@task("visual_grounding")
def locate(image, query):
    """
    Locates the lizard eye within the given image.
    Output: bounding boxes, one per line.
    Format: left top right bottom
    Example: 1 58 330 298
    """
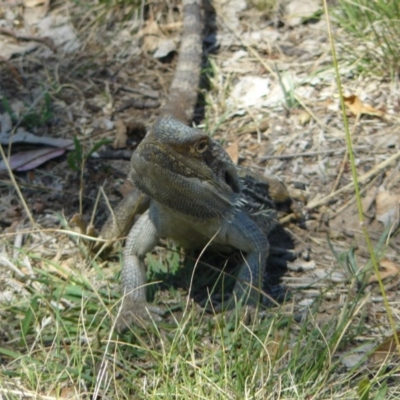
195 138 209 153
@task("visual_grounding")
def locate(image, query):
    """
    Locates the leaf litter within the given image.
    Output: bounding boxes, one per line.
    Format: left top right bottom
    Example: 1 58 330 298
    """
0 0 400 392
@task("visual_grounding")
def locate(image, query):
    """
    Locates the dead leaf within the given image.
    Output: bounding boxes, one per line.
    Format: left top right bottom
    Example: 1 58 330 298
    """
112 120 128 149
50 385 78 399
298 110 312 125
141 19 176 58
0 38 38 60
229 76 271 109
32 201 46 214
24 0 50 25
141 20 165 54
341 342 375 369
343 94 385 118
368 258 400 283
24 0 47 7
225 140 239 164
285 0 322 27
36 15 79 53
0 123 73 171
375 190 400 228
369 330 400 364
153 39 177 58
70 214 87 234
0 115 73 148
361 192 376 215
0 148 66 172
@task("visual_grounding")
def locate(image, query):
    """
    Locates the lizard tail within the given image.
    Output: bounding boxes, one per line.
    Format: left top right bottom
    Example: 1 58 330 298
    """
161 0 203 125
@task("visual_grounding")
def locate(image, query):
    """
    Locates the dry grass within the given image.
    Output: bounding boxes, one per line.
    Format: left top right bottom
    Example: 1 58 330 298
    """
0 0 399 398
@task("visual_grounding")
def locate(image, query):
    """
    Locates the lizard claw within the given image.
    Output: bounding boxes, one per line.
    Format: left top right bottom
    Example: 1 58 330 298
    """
115 301 165 332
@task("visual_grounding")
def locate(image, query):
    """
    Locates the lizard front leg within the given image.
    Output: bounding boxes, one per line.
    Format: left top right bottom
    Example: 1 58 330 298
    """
116 210 163 331
220 211 269 308
97 188 150 250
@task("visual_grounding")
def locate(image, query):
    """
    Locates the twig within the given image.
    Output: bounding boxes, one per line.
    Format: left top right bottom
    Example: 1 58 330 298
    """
330 114 360 193
330 149 348 193
0 28 57 52
306 149 400 211
0 228 112 242
330 175 380 219
116 98 160 112
91 78 160 99
258 145 368 161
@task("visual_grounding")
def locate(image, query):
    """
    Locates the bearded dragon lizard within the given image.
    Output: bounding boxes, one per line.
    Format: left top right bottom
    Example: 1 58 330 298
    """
97 0 292 331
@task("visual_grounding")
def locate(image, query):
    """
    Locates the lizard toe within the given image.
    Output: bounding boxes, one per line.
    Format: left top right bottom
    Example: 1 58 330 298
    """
115 301 165 332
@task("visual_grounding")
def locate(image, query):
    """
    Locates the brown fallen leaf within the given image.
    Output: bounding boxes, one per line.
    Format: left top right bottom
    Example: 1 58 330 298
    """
225 140 239 164
24 0 47 7
368 258 400 283
112 119 128 149
70 213 88 234
375 190 400 228
153 39 177 58
49 385 77 400
343 94 385 118
141 20 165 54
369 330 400 364
298 110 312 125
32 201 46 214
0 148 66 172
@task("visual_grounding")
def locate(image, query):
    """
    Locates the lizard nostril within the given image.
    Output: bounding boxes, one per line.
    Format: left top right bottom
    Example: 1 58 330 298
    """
224 169 240 193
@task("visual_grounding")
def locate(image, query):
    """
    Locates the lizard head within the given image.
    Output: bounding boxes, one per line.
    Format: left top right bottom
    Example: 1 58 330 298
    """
130 116 242 219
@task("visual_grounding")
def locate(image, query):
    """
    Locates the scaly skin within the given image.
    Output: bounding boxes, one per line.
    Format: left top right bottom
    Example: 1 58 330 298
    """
162 0 203 123
116 116 272 331
96 1 292 330
98 0 202 243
